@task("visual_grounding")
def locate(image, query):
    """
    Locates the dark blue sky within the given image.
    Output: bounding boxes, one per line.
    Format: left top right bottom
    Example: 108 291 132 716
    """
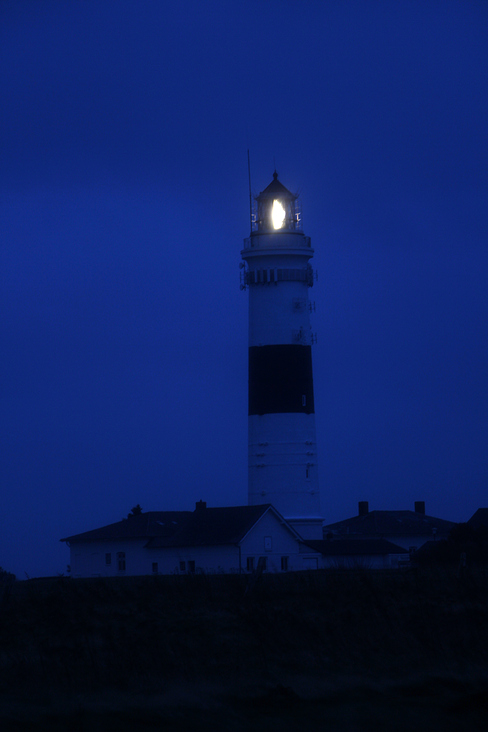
1 0 487 578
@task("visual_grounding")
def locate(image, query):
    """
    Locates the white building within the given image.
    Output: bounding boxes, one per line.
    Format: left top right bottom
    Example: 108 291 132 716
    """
61 502 322 577
241 172 322 539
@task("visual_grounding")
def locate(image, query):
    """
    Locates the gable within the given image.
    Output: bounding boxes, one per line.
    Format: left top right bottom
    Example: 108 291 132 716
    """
239 507 307 555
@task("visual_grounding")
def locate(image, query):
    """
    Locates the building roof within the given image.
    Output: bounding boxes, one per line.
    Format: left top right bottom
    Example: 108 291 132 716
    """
61 504 292 549
257 171 296 201
467 508 488 530
323 510 456 540
147 504 279 548
60 511 192 544
304 538 409 557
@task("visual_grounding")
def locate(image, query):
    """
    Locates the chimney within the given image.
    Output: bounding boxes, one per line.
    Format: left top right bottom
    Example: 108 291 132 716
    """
358 501 369 516
414 501 425 515
195 500 207 511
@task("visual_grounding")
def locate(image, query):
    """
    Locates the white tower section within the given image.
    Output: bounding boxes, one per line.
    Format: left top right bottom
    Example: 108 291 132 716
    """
241 172 322 540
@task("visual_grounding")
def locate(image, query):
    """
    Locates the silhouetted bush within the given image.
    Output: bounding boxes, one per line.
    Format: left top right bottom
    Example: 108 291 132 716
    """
3 570 488 729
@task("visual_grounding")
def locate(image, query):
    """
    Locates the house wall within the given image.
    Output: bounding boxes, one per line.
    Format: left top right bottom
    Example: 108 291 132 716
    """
321 553 410 570
150 545 240 575
70 541 242 577
69 539 150 578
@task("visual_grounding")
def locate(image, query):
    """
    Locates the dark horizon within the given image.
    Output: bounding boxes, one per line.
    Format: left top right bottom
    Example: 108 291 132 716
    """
1 0 487 579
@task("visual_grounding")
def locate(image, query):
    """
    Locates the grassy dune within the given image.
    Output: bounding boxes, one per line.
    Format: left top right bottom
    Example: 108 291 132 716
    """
1 568 488 730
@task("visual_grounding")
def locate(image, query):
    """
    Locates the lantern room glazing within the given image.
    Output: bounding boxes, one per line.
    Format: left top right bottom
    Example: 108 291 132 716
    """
251 171 303 234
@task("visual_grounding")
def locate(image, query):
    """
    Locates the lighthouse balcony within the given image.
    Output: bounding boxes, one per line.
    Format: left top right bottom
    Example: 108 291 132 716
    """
244 265 314 287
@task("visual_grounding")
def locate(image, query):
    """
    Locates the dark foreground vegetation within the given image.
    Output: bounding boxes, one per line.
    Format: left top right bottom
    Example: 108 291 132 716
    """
2 567 488 730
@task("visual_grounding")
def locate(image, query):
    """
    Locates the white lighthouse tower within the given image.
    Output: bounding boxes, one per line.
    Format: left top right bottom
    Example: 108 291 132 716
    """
241 172 322 540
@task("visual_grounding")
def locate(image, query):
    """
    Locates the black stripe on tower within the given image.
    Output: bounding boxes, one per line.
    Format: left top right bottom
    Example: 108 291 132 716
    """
249 345 315 415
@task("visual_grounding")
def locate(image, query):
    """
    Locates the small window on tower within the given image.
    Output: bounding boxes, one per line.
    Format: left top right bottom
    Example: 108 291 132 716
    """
306 467 310 479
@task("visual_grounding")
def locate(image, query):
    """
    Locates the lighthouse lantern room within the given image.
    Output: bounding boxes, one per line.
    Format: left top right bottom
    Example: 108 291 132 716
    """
241 172 322 540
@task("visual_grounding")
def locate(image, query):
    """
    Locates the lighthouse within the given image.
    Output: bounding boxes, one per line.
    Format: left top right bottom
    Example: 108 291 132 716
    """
241 172 322 540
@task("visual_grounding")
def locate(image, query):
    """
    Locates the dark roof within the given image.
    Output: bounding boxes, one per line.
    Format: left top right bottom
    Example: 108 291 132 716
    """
323 510 456 539
467 508 488 529
147 504 276 548
61 505 286 548
256 171 296 201
412 540 441 558
304 539 409 557
60 511 192 543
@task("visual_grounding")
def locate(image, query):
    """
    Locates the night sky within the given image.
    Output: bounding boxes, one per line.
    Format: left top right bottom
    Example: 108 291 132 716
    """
1 1 487 578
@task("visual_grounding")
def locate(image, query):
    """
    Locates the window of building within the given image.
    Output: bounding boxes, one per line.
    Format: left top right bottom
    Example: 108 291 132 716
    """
246 557 254 572
302 395 307 406
281 556 289 572
179 561 186 572
257 556 267 571
152 562 158 574
117 552 126 571
105 553 111 565
264 536 272 552
188 560 196 574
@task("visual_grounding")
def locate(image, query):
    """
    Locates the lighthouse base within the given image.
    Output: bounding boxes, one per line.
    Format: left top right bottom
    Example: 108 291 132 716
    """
287 517 324 540
248 413 322 535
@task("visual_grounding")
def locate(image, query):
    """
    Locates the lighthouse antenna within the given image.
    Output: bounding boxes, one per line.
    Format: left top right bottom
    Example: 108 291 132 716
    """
247 149 253 234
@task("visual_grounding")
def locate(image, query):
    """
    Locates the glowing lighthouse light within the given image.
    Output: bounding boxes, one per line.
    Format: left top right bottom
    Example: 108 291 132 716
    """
272 199 286 229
